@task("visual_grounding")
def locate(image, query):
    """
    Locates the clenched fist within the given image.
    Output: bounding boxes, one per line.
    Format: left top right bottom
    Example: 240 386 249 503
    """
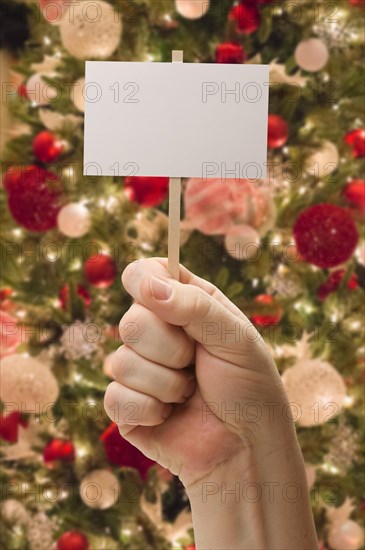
104 258 318 549
104 257 293 489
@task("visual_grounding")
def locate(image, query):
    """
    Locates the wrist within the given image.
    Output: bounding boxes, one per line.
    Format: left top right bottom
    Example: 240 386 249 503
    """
184 424 318 550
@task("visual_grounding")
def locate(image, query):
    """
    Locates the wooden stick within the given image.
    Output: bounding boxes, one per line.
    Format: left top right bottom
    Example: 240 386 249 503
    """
168 50 183 280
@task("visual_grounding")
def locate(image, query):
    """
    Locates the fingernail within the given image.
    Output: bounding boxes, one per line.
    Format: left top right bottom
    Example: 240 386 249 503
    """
183 378 196 399
150 276 173 301
162 403 173 419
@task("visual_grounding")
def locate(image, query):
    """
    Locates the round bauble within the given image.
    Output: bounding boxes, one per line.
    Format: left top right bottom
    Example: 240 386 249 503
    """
224 224 260 261
343 179 365 213
57 203 91 238
72 78 85 112
328 520 364 550
215 42 246 64
267 114 289 149
0 354 59 412
100 422 155 478
306 141 339 178
175 0 210 19
294 203 359 268
33 131 64 163
0 311 21 357
305 464 316 488
295 38 329 72
84 254 117 288
26 73 57 106
229 2 260 34
282 359 346 426
56 530 89 550
1 499 29 524
5 165 63 232
184 179 275 236
60 0 122 59
124 176 169 207
251 294 283 327
344 128 365 158
80 469 120 509
43 439 75 464
39 0 70 24
59 284 91 310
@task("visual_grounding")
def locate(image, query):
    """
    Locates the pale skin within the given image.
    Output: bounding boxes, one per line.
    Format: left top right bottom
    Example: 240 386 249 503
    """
104 258 319 550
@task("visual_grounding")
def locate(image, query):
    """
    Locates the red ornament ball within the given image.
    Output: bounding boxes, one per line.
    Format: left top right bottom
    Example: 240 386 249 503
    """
251 295 283 327
317 269 359 301
294 204 359 268
18 83 28 99
59 284 91 310
4 165 62 232
0 412 28 443
215 42 246 64
124 176 169 207
343 179 365 213
56 531 89 550
229 2 261 34
100 422 155 479
33 131 64 163
185 545 196 550
344 128 365 158
348 0 365 6
84 254 117 288
43 439 75 464
267 114 289 149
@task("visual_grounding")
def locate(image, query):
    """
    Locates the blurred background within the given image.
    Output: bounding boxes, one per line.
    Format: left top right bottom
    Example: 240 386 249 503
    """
0 1 364 549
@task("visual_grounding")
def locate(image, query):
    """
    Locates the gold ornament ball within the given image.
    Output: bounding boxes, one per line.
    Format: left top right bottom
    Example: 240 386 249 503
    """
306 140 339 178
282 359 346 427
0 354 59 412
224 225 261 261
175 0 210 19
72 77 85 112
80 469 120 509
60 0 122 59
26 73 58 106
295 38 329 72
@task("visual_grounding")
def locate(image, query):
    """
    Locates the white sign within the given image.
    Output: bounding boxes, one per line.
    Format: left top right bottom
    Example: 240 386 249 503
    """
83 61 269 179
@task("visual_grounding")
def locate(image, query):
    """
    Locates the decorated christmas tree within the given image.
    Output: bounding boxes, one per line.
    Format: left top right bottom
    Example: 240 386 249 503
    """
1 1 364 549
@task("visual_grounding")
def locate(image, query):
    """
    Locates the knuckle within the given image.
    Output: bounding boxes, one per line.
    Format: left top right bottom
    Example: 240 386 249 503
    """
119 303 145 341
190 287 214 322
113 348 135 383
168 342 192 368
140 393 160 420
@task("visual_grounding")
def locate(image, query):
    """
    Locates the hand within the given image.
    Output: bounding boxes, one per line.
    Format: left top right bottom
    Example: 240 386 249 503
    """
104 258 318 549
104 257 293 489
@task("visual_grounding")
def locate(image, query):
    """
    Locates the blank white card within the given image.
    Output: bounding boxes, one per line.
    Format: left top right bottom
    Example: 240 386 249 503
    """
83 61 269 179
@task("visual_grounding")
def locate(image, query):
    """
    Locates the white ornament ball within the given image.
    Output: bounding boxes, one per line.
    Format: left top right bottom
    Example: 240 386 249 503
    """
305 464 316 488
224 225 261 261
295 38 329 72
26 73 58 106
306 140 339 178
281 359 346 427
0 354 59 412
103 351 116 378
57 203 91 238
72 78 85 112
80 469 120 509
328 520 364 550
1 499 29 524
175 0 210 19
60 0 122 59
